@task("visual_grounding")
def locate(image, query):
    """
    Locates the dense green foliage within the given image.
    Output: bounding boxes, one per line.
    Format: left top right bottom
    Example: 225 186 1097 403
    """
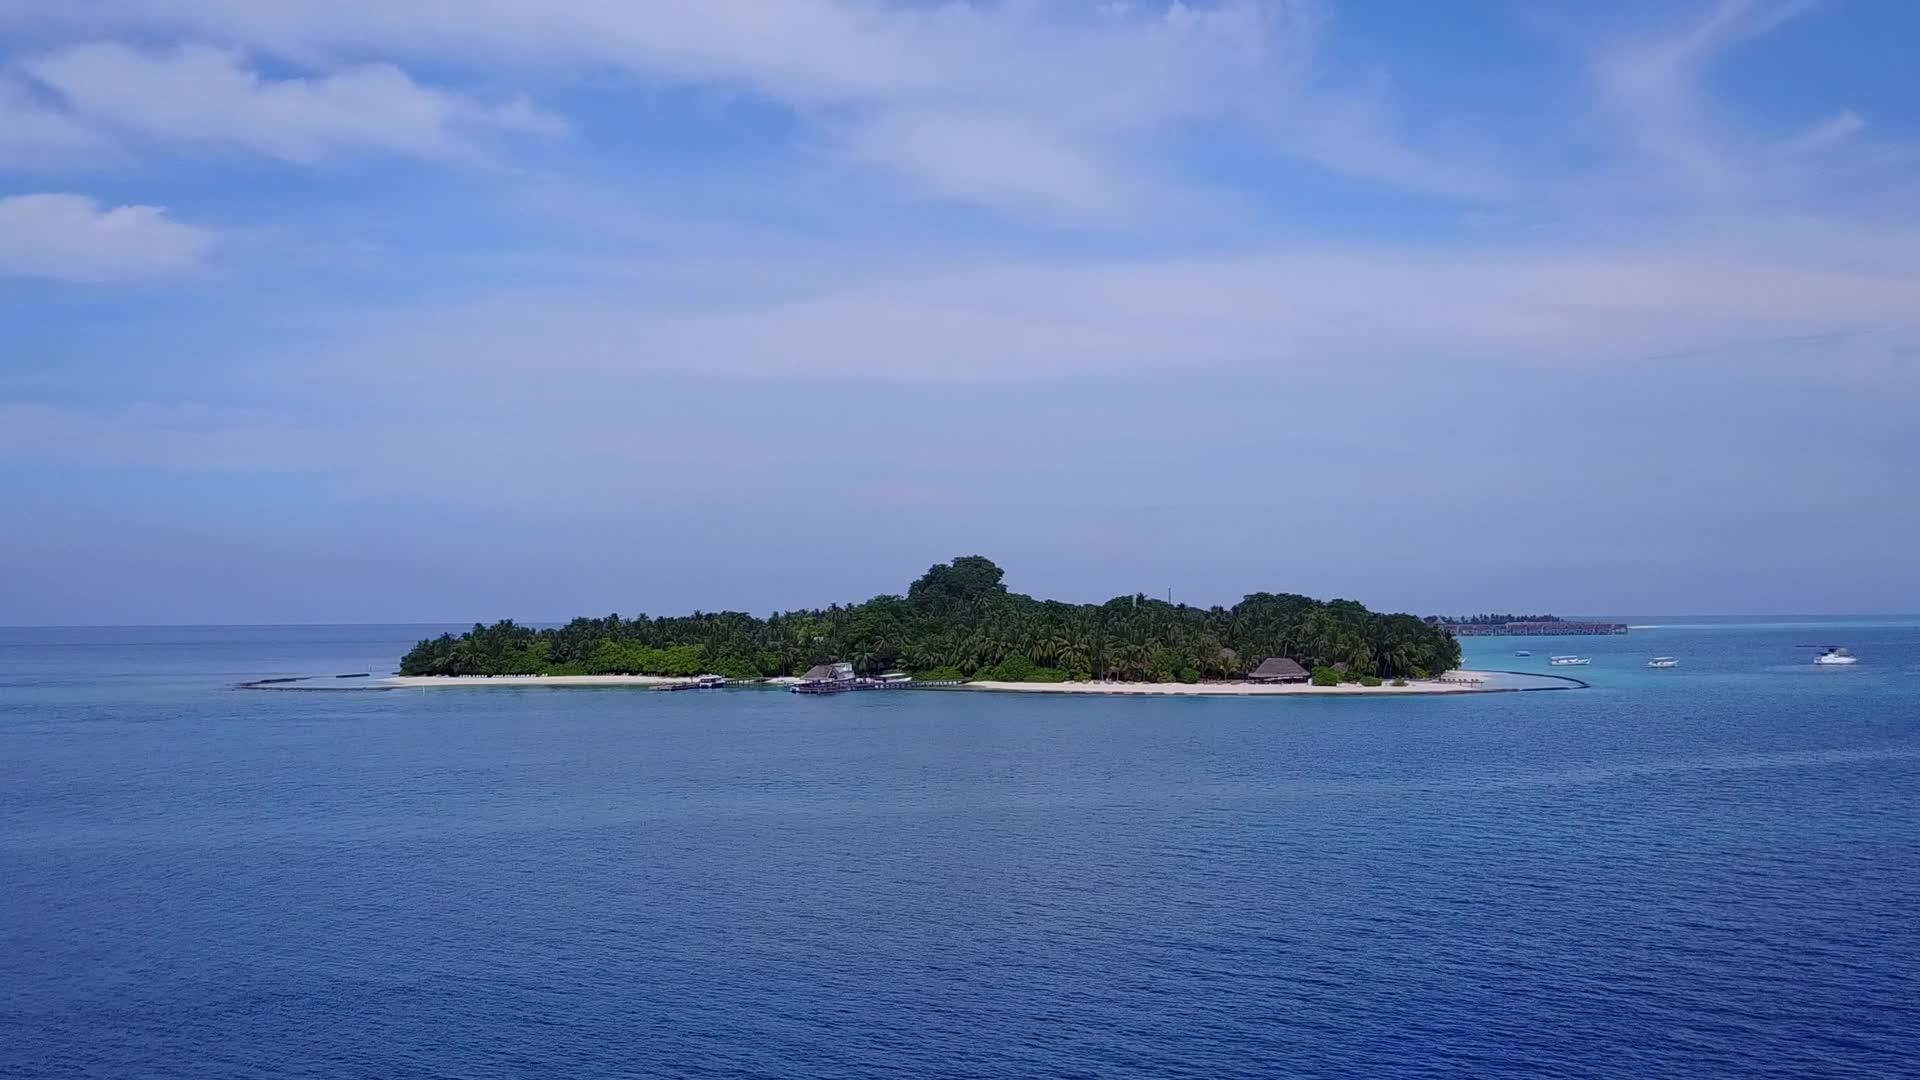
971 655 1072 683
398 556 1461 681
1310 666 1341 687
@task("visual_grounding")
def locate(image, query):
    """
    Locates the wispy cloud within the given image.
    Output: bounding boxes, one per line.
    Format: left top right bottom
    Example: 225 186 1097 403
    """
319 235 1918 388
1774 110 1865 158
4 41 563 168
837 105 1165 224
0 77 116 169
0 8 1914 469
0 0 1499 217
0 192 211 280
1586 0 1882 201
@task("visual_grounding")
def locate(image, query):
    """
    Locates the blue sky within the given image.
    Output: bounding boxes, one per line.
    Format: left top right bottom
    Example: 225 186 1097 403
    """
2 0 1917 623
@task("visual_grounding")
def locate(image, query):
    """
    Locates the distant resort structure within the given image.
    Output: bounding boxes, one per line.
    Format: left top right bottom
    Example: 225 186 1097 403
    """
790 663 913 694
1427 614 1629 637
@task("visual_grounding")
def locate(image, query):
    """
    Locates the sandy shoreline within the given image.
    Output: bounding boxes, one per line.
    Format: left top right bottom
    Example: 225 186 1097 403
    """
963 673 1496 696
381 671 1516 694
384 674 693 688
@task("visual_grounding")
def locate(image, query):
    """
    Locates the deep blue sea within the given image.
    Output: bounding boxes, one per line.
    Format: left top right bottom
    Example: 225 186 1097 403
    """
4 621 1918 1079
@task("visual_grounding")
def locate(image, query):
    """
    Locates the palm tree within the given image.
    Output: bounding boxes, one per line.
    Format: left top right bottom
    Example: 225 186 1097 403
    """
1058 636 1090 676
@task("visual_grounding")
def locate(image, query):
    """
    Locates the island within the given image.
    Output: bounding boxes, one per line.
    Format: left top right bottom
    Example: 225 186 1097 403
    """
1426 613 1629 637
392 557 1508 694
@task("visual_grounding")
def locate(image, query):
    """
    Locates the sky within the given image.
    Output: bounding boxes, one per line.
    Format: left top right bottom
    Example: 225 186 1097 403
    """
2 0 1917 624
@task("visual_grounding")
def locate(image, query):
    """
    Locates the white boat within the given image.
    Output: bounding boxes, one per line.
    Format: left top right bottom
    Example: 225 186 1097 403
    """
1813 647 1858 666
656 673 730 692
1647 657 1678 669
1549 655 1590 666
1514 650 1532 657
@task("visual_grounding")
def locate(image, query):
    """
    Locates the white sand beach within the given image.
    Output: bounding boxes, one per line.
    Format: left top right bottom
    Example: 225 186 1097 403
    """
383 674 692 688
377 671 1547 695
963 672 1497 696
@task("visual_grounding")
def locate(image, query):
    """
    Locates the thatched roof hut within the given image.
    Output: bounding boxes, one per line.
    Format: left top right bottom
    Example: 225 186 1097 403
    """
1249 657 1309 683
799 662 855 683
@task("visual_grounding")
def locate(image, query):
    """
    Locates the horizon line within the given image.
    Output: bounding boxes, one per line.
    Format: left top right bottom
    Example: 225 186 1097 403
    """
7 613 1920 631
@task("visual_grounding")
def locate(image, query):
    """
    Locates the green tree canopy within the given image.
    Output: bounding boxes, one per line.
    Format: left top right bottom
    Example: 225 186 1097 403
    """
398 557 1461 681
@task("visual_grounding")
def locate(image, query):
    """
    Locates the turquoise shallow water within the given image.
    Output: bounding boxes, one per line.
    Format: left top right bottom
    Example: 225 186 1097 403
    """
1463 616 1920 694
3 621 1918 1078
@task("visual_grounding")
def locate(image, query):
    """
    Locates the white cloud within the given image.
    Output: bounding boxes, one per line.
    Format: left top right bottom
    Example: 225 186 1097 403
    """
310 220 1919 389
1776 111 1865 157
839 106 1164 224
11 227 1913 514
0 1 1490 216
1585 0 1879 201
8 41 563 166
0 1 1909 342
0 78 116 169
0 192 211 280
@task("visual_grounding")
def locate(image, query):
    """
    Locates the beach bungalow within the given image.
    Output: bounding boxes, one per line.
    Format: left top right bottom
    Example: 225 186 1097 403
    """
1248 657 1309 684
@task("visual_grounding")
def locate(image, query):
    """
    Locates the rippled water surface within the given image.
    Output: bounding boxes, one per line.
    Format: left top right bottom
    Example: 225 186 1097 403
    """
4 622 1918 1078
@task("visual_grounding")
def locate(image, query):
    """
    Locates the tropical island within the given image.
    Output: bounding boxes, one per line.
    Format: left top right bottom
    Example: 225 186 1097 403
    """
396 556 1472 692
1426 613 1628 637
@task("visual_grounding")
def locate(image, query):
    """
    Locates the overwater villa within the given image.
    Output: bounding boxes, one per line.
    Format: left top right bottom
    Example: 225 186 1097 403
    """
792 662 858 694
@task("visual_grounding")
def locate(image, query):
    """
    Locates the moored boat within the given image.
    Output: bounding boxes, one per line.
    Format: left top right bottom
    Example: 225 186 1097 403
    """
1549 655 1591 666
656 673 731 691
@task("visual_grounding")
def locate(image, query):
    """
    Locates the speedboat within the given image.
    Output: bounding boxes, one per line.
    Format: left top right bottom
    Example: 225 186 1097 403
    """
1813 647 1858 666
1514 650 1532 657
656 673 730 692
1549 655 1590 666
1647 657 1678 669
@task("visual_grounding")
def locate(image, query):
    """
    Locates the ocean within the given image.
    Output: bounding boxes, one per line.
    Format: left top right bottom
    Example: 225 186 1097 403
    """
3 621 1917 1078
